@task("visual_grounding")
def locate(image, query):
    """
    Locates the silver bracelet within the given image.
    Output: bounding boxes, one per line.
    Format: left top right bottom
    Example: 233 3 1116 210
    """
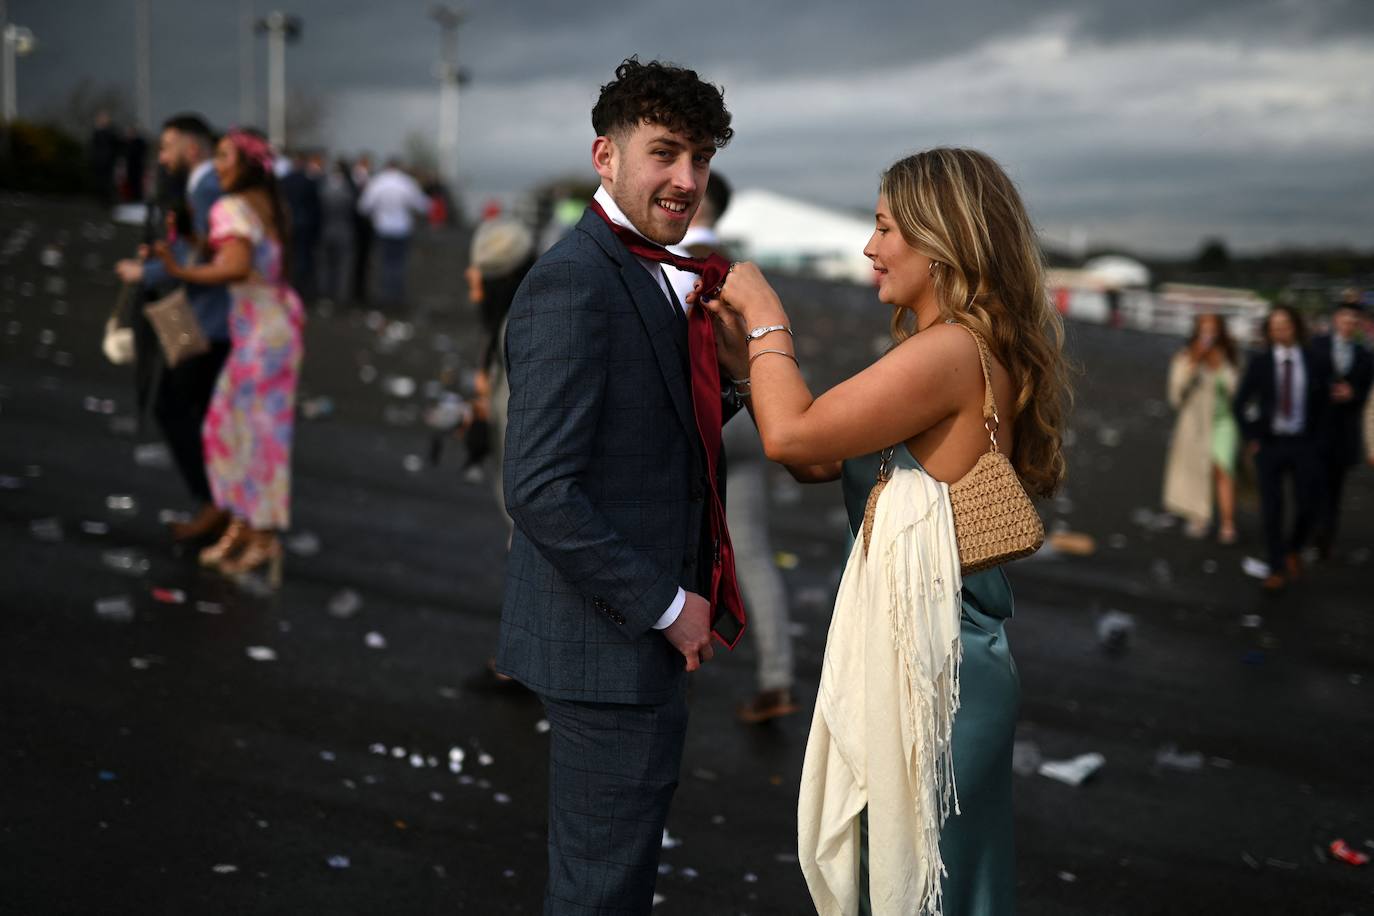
749 348 798 368
745 324 792 343
730 376 752 397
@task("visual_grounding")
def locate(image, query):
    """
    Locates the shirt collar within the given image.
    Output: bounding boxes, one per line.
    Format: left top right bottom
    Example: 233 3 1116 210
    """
593 186 683 302
188 160 214 194
1273 344 1301 360
594 185 654 242
677 225 718 249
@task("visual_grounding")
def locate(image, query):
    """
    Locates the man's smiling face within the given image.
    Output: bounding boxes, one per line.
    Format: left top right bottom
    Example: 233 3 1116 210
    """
594 120 716 246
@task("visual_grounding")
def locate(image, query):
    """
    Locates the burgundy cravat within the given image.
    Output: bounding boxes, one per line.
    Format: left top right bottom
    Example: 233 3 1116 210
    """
588 200 745 648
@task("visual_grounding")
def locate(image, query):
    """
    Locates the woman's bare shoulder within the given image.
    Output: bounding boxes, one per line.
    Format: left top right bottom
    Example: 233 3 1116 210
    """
889 321 984 374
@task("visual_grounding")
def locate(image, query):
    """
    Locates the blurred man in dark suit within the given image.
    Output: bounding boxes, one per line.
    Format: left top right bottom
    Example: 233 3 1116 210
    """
1310 294 1372 558
113 113 232 543
1234 306 1331 591
280 150 322 306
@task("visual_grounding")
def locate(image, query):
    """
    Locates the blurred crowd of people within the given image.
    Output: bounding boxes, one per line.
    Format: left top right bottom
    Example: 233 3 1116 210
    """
103 110 459 592
88 111 148 206
1163 293 1373 590
95 109 458 312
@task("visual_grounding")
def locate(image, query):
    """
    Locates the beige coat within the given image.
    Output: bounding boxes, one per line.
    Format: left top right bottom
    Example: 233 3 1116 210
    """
1162 351 1238 523
1365 393 1374 464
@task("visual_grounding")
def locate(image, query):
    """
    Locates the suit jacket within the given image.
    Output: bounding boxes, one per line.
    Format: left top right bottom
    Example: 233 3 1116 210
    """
1233 344 1331 443
141 168 232 342
1310 333 1373 466
497 210 733 704
281 168 322 248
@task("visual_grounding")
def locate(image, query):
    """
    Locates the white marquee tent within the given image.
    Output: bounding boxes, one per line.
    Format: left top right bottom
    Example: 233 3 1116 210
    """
716 189 876 285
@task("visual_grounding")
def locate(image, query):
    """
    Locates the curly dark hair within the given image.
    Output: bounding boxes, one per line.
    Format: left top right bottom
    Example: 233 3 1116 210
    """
592 57 733 148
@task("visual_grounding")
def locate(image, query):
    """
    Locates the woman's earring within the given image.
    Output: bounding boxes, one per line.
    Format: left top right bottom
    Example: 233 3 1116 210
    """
928 261 940 278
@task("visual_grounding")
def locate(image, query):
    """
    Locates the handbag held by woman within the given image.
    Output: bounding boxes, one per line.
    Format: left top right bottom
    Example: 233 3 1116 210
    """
143 286 209 368
863 323 1044 574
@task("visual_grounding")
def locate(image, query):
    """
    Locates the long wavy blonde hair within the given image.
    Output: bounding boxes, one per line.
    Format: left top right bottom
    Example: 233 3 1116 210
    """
880 147 1070 497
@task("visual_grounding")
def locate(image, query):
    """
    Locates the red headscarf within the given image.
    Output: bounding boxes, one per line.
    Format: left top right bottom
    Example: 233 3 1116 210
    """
225 128 276 174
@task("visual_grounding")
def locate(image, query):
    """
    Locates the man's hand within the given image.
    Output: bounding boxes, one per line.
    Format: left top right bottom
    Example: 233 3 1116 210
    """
663 590 714 672
115 258 144 284
1332 381 1353 403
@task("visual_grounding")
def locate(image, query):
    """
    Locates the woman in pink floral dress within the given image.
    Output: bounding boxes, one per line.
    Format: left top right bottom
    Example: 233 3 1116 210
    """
155 128 304 585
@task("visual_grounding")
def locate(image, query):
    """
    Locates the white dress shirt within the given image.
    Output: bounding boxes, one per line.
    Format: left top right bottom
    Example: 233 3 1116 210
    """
1271 344 1308 435
357 168 430 238
591 185 686 631
667 225 719 306
187 160 214 198
1333 335 1354 378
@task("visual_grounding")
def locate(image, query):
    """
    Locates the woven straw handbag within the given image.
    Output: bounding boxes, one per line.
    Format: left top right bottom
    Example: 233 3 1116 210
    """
862 323 1044 574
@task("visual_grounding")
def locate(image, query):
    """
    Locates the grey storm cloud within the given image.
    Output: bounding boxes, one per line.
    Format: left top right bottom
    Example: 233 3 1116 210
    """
8 0 1374 253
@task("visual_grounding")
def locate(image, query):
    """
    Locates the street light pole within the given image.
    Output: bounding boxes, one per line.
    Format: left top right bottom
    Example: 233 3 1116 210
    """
239 0 256 124
429 5 464 191
134 0 151 130
0 0 7 123
2 20 35 124
255 11 301 149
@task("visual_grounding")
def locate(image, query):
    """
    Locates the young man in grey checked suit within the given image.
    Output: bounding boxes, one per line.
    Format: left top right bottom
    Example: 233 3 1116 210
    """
496 58 743 913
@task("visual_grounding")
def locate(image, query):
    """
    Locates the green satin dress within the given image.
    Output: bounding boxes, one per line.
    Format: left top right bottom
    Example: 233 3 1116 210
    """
843 447 1019 915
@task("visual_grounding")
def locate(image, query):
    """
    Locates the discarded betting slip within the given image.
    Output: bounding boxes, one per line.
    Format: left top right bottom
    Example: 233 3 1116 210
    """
1038 752 1105 787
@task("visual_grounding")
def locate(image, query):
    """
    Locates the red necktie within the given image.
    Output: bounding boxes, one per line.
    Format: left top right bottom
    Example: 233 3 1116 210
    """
588 199 745 649
1278 355 1292 423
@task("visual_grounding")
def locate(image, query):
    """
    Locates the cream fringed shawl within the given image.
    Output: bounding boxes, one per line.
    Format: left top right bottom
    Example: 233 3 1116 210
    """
799 468 964 916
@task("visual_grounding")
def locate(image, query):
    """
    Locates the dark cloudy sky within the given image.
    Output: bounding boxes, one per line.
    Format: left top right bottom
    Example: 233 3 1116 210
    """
9 0 1373 253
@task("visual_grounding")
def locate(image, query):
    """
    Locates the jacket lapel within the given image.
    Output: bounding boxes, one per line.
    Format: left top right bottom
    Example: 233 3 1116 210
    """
576 211 698 442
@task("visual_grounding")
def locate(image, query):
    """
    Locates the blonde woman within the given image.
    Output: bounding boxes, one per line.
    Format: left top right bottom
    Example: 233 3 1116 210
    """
1366 388 1374 466
699 148 1068 915
1162 314 1241 543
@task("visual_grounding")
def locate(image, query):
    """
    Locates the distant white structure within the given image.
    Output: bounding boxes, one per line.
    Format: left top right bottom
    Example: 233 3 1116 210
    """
1047 253 1152 325
1082 255 1151 289
1152 283 1269 344
717 189 875 285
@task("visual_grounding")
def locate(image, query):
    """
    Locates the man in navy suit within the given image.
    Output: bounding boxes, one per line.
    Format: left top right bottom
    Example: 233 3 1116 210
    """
1310 296 1373 557
1233 306 1331 590
497 59 742 913
114 113 232 542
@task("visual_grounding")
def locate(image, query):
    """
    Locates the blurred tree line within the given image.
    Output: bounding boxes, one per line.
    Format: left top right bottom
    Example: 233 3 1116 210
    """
0 79 135 194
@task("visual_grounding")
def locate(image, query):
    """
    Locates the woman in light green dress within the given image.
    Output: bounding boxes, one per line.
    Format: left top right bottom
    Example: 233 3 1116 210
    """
698 148 1070 914
1162 314 1241 543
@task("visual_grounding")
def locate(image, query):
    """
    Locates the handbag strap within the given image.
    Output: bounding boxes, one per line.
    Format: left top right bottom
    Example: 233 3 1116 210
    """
950 321 1001 454
873 321 1003 491
109 283 135 324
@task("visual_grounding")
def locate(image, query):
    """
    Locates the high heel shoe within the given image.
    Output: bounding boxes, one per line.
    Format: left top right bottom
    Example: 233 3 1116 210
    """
218 530 284 588
199 518 249 568
171 504 231 543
